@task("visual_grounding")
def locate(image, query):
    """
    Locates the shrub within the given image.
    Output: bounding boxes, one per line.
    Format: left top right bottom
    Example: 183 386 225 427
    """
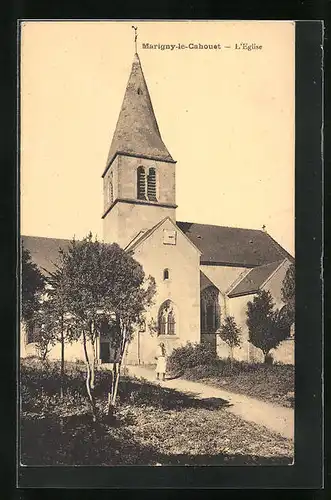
167 342 217 374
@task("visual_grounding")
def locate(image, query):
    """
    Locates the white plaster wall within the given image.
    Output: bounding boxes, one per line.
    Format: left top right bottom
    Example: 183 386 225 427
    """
225 268 295 365
271 339 294 364
262 259 292 307
201 265 251 295
20 324 96 363
124 218 201 364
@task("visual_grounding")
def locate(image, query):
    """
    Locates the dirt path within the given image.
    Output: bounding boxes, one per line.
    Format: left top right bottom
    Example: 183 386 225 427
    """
125 365 294 440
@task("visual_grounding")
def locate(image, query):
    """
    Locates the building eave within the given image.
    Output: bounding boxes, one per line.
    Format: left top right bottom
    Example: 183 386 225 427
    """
228 289 259 299
200 260 259 268
102 198 178 220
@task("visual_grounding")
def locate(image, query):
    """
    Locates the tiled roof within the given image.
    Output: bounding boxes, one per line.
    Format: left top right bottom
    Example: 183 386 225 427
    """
22 223 293 279
104 53 174 174
176 221 293 267
228 260 284 297
21 235 71 276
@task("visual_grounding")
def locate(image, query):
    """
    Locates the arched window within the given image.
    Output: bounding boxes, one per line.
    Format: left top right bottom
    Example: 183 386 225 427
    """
158 300 176 336
147 167 157 201
163 268 169 280
137 166 146 199
168 309 176 335
200 286 220 333
108 173 113 204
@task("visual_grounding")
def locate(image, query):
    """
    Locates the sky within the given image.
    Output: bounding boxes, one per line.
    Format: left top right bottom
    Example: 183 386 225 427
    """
20 21 295 255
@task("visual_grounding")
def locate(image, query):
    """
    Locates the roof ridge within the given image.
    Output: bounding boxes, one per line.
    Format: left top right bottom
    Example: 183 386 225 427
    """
228 259 286 298
177 220 267 232
260 259 287 289
263 232 294 261
22 235 72 242
226 267 253 295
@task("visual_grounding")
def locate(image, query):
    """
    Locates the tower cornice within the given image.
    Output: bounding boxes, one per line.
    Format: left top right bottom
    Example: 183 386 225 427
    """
102 197 178 219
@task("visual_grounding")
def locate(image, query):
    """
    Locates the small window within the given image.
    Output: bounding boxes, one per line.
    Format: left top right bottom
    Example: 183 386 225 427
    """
137 87 142 95
163 268 169 280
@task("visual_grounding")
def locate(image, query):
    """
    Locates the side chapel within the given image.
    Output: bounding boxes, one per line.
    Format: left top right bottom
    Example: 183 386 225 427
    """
21 50 294 365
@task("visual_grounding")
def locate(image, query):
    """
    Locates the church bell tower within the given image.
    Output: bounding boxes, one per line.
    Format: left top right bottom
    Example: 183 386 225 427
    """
102 50 177 248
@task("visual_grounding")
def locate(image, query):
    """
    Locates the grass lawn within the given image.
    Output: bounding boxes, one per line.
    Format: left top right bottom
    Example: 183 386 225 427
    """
20 358 293 466
180 362 294 408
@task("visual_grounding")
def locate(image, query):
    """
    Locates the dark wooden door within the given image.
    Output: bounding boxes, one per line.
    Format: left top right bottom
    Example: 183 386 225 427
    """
100 342 110 363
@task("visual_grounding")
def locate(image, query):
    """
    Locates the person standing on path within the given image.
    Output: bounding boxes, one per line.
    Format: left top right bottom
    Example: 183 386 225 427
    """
155 342 166 381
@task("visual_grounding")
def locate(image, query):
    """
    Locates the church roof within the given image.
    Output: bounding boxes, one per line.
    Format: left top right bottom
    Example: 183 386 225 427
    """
22 235 71 276
176 221 294 267
22 223 293 277
227 259 285 297
104 53 174 175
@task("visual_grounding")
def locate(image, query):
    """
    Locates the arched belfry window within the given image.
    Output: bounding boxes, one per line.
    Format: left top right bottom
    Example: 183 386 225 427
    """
137 166 157 201
137 166 146 199
163 268 169 280
158 300 176 336
147 167 157 201
108 172 113 204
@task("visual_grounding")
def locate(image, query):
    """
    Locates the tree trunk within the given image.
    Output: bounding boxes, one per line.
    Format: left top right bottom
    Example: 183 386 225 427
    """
106 368 114 416
90 342 95 390
82 330 97 422
90 323 96 390
264 351 273 364
111 363 120 406
60 315 65 398
111 339 127 406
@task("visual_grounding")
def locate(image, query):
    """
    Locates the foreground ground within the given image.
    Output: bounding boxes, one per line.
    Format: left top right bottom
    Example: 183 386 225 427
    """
142 360 294 408
182 363 294 408
20 358 294 466
126 365 294 440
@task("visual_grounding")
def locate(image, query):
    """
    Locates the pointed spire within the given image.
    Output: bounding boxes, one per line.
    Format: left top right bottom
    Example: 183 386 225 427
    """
132 25 138 54
105 52 174 171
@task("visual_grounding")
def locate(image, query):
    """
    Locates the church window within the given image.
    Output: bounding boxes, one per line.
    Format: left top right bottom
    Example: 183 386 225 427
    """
200 286 220 334
147 167 157 201
158 300 176 336
108 173 113 204
206 304 215 331
137 166 146 199
137 87 142 95
163 268 169 280
168 309 175 335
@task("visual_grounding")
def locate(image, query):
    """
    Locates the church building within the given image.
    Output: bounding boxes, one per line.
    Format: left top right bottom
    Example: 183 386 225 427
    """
21 51 294 365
